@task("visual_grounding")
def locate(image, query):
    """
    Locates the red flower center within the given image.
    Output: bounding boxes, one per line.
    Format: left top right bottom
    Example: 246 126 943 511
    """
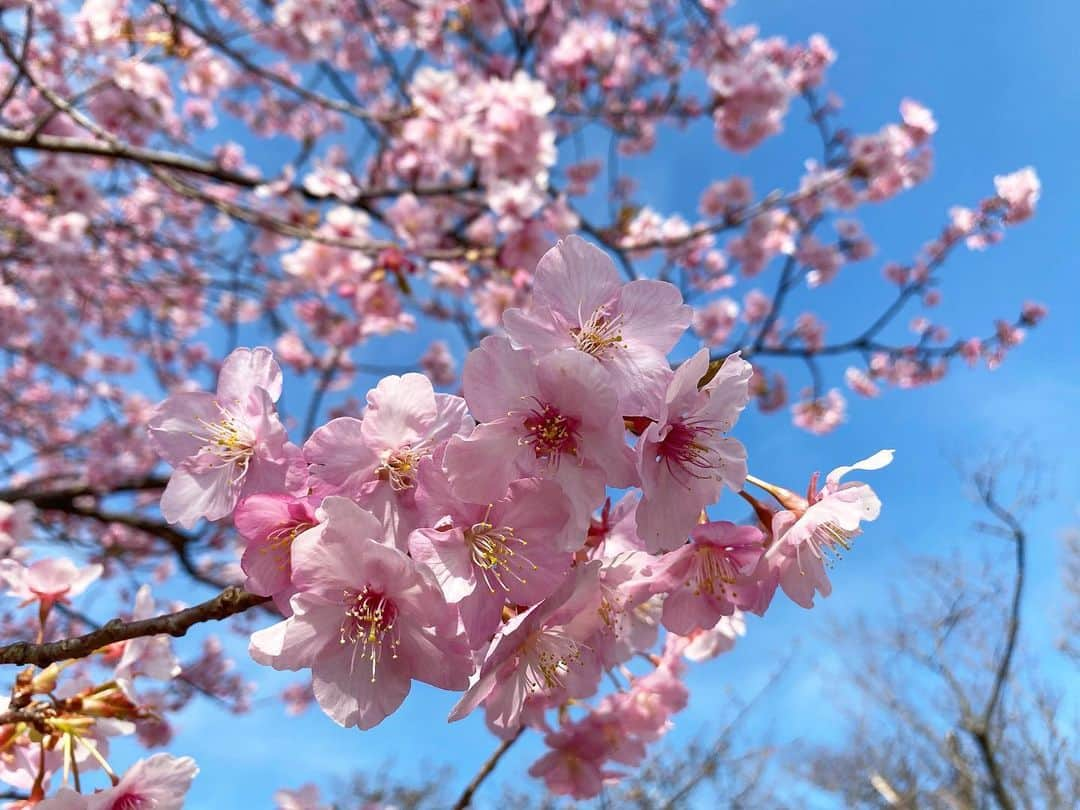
519 399 580 466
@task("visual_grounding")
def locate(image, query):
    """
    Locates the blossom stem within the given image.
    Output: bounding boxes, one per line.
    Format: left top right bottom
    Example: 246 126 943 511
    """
743 473 783 499
744 474 807 511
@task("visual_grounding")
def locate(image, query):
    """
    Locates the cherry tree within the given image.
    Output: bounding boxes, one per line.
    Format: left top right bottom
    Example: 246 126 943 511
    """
0 0 1045 806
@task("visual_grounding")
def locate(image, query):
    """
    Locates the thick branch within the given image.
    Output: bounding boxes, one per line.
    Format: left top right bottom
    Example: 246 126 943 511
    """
0 475 168 506
0 587 269 668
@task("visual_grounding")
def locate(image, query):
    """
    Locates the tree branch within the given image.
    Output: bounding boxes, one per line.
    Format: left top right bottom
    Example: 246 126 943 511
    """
0 587 269 668
960 473 1026 810
451 726 525 810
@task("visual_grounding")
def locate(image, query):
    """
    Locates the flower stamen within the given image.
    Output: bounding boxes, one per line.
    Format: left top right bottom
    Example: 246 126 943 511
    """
191 403 256 483
340 587 400 683
465 506 536 594
516 398 580 468
522 628 585 692
376 446 423 491
571 305 625 360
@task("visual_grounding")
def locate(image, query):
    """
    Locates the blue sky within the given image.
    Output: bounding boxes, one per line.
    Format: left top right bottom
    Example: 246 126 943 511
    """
99 1 1080 806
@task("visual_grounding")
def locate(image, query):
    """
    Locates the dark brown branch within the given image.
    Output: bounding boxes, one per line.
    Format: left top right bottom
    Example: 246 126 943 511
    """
960 473 1026 810
975 479 1026 731
0 128 477 204
451 726 524 810
0 475 230 590
0 587 269 668
0 475 168 506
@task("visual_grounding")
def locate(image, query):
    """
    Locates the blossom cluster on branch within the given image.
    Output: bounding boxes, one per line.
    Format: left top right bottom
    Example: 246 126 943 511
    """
159 240 894 750
0 0 1046 805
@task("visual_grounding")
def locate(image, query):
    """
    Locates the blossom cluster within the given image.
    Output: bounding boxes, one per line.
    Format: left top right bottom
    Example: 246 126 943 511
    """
140 238 892 797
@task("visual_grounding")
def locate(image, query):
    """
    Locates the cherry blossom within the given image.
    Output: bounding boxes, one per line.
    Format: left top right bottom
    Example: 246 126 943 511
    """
449 564 604 739
251 497 471 729
234 493 319 613
762 450 894 608
655 522 766 634
409 463 573 646
502 236 691 415
275 783 330 810
791 388 848 435
147 347 294 529
0 500 35 558
994 167 1041 224
444 338 637 530
681 611 748 662
303 373 473 548
114 585 182 695
528 715 633 798
0 557 103 610
636 349 753 552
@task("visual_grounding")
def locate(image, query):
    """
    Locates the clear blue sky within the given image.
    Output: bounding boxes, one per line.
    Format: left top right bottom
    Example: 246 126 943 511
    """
106 2 1079 806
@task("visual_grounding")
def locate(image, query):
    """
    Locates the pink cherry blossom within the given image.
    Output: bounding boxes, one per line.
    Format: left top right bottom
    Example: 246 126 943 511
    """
528 717 630 798
681 611 747 662
85 754 197 810
420 340 457 386
37 754 199 810
700 177 753 217
587 550 667 668
448 563 604 739
994 167 1040 223
275 783 330 810
148 347 295 529
655 521 765 634
35 789 88 810
502 235 691 415
791 387 847 434
303 373 473 548
844 367 881 398
234 493 318 613
764 450 893 608
743 289 774 322
899 98 937 143
409 462 573 646
607 651 689 743
1020 300 1048 326
587 492 646 556
0 557 103 609
251 497 471 729
636 349 752 552
692 298 740 347
0 696 40 792
0 500 35 557
114 585 181 695
444 337 637 531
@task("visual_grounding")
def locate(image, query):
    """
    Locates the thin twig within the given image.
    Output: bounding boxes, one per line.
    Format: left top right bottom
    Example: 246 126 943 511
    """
960 473 1025 810
451 726 525 810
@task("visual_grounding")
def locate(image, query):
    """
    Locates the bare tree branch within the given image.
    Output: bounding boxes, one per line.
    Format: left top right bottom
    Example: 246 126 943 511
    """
452 726 525 810
0 586 269 668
